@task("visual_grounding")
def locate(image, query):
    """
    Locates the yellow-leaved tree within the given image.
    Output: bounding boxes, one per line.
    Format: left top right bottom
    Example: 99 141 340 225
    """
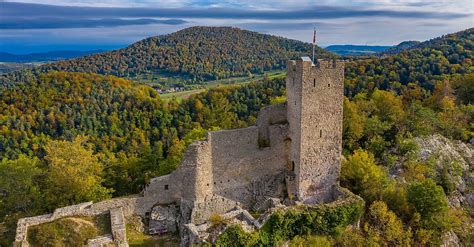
44 136 112 209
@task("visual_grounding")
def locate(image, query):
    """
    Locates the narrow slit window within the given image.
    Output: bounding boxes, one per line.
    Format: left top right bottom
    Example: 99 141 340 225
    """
328 83 330 88
313 78 316 87
320 130 322 138
291 161 295 171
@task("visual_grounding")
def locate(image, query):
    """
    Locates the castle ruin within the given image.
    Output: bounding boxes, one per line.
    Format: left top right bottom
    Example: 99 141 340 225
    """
14 58 346 246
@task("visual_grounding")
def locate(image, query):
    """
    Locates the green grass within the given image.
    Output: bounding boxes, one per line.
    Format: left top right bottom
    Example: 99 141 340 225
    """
126 223 180 247
27 215 111 247
160 70 285 100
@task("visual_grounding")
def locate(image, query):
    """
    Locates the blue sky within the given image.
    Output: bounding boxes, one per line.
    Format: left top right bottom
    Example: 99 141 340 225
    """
0 0 472 54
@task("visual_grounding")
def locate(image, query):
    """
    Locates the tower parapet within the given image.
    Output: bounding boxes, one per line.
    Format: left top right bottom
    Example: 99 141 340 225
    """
286 57 344 203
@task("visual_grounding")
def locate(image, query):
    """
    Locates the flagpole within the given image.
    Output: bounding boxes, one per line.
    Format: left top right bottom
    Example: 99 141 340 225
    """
312 28 316 64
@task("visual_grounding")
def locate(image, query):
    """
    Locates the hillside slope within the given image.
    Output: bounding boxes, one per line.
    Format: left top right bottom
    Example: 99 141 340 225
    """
345 28 473 96
325 45 391 56
381 41 420 55
0 27 330 87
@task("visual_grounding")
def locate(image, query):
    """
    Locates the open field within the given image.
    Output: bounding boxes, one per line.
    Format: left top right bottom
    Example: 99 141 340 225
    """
160 70 285 100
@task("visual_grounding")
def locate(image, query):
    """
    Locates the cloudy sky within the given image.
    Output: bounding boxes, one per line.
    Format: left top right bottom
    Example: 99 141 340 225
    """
0 0 472 54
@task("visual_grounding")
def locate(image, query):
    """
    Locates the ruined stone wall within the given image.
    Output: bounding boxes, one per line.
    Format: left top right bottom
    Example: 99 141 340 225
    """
14 198 141 245
142 140 213 211
290 59 344 202
286 60 304 199
209 123 289 208
190 194 241 224
143 174 181 206
181 141 214 202
256 103 287 146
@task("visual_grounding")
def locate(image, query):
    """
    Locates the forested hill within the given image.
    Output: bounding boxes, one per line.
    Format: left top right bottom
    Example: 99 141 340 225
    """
410 28 473 52
345 28 473 96
381 41 420 55
381 28 473 56
0 27 329 86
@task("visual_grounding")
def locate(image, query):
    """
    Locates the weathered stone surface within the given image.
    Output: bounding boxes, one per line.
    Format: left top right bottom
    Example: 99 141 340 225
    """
287 59 344 203
149 205 179 235
110 207 128 247
87 234 114 247
415 134 473 208
441 230 460 247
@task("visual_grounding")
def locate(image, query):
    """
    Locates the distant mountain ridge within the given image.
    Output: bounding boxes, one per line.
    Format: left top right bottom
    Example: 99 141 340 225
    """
381 41 421 55
0 50 105 63
10 27 331 83
325 45 391 56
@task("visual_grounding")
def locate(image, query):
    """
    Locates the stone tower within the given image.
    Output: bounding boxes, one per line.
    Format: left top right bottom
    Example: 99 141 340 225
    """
286 57 344 203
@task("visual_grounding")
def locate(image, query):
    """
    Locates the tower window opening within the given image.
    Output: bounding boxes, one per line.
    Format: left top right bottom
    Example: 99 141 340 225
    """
164 185 169 190
295 101 296 106
291 161 295 171
328 83 330 88
313 78 316 87
320 130 322 138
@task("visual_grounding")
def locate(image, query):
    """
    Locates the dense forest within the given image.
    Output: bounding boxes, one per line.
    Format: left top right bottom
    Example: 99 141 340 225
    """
0 27 473 245
345 28 473 96
381 40 421 55
0 27 330 87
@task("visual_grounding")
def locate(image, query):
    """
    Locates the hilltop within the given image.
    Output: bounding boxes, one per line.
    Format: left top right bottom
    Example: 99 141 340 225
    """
381 28 473 55
381 41 420 55
0 27 330 87
345 28 473 96
325 45 391 56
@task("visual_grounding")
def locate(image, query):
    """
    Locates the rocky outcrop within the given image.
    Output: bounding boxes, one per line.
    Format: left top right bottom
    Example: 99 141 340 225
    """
415 134 473 208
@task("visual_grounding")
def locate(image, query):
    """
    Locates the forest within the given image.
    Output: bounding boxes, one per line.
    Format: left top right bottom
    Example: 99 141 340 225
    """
0 27 330 88
0 28 473 245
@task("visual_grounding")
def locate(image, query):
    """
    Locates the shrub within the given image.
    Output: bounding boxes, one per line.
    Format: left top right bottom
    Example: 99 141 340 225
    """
216 192 364 246
341 149 388 202
289 235 332 247
334 228 365 247
214 225 259 247
364 201 412 246
407 179 448 221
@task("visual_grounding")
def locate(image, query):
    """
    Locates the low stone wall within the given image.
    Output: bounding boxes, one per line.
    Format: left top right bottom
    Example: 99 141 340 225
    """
110 207 128 247
190 194 241 224
14 197 141 246
87 234 113 247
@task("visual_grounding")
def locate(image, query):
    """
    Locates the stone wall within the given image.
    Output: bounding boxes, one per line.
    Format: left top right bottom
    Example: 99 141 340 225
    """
110 207 128 247
286 60 304 199
209 124 289 208
256 103 288 146
15 198 137 246
287 58 344 203
190 194 241 224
